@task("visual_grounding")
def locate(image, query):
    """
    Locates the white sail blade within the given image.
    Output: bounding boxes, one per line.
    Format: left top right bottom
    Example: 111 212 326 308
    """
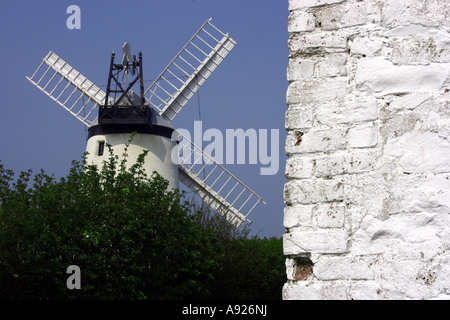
175 132 265 228
144 18 236 121
26 51 111 127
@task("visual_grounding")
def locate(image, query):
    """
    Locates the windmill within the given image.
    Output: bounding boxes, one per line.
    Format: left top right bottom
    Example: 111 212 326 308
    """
26 18 265 228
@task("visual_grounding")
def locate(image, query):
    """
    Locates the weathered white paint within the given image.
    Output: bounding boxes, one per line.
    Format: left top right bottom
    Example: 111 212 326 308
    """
284 0 450 300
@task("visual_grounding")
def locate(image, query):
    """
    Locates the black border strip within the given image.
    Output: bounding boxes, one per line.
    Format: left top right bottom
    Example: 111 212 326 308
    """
87 124 175 140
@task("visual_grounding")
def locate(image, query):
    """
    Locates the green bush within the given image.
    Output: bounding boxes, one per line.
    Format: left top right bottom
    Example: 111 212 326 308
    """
189 200 285 300
0 144 285 300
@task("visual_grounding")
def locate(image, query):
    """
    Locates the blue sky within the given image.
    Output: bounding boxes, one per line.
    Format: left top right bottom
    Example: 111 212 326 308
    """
0 0 289 238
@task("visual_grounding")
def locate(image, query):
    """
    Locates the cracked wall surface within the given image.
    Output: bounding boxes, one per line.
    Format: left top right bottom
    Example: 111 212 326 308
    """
284 0 450 300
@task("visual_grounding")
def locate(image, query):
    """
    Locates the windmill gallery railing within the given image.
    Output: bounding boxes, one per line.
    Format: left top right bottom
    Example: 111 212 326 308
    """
98 105 152 125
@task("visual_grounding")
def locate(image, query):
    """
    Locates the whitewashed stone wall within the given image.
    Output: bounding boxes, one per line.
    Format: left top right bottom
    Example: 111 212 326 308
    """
284 0 450 299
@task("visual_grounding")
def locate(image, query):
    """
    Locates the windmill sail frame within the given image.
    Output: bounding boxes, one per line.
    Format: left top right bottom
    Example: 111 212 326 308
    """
176 132 265 227
144 18 236 121
26 51 113 127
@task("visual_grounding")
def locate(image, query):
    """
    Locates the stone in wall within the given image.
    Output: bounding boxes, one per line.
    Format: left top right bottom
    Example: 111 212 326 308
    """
284 0 450 300
355 57 450 96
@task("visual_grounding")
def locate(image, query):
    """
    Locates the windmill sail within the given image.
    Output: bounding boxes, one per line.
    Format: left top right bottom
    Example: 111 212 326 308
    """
26 51 111 127
144 18 236 121
176 132 265 227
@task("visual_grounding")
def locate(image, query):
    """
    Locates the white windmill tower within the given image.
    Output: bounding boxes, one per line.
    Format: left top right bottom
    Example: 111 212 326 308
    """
26 18 265 228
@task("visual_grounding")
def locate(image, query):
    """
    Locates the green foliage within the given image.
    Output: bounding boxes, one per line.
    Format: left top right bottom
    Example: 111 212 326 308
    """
189 200 285 300
0 143 285 300
212 236 285 300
